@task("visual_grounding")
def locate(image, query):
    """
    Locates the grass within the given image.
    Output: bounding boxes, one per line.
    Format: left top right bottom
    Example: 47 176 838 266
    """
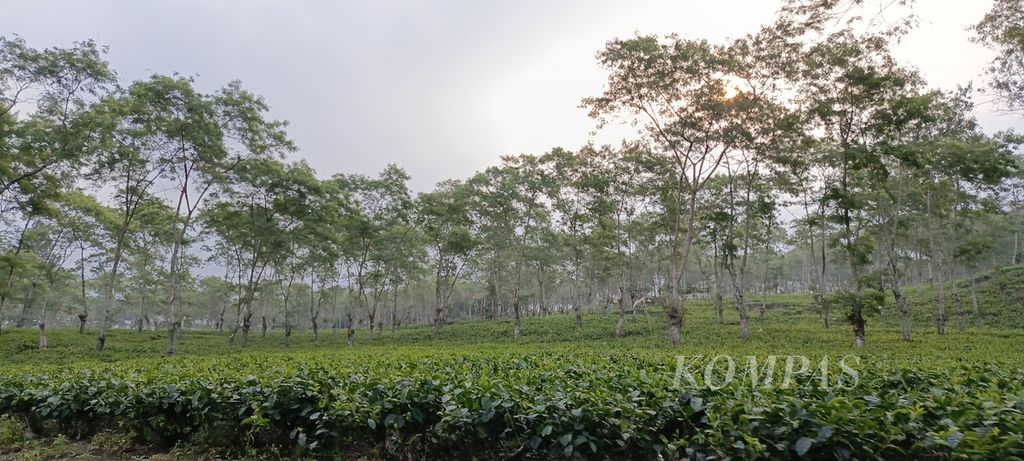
2 300 1023 371
4 266 1022 368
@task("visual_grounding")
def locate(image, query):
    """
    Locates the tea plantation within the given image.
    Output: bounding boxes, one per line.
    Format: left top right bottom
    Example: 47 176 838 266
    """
1 291 1023 460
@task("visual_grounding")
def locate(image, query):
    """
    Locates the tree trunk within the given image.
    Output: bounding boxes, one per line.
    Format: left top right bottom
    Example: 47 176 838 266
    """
283 270 296 347
283 296 291 348
817 204 830 330
240 284 257 349
78 243 88 334
887 242 911 342
38 289 50 350
954 281 966 332
669 186 699 347
164 223 187 356
713 260 724 324
36 321 47 349
137 287 149 333
513 297 521 340
729 262 753 342
1013 225 1020 265
0 219 32 335
615 286 626 339
492 259 502 320
310 271 320 341
390 285 398 333
167 320 181 356
971 277 983 327
666 215 682 345
926 189 946 336
820 293 831 329
709 250 724 324
537 270 547 316
346 313 355 347
737 299 749 340
241 309 252 349
894 284 911 342
332 286 339 336
260 284 269 337
759 224 771 326
936 268 947 335
848 239 866 348
98 228 129 352
666 305 681 346
228 322 240 345
726 260 748 340
216 297 226 333
851 271 866 348
573 263 583 328
433 294 445 336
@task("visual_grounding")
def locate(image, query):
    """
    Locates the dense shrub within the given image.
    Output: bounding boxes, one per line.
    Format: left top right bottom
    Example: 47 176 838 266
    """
1 352 1022 459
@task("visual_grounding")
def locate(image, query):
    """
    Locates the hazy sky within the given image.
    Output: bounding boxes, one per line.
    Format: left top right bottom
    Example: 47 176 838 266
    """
6 0 1020 190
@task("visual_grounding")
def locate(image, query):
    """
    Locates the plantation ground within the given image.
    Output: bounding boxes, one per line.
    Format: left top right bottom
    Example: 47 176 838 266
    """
1 280 1024 460
2 303 1024 369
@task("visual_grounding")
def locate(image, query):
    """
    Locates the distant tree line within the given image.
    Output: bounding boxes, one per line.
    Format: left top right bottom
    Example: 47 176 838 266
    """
1 0 1022 353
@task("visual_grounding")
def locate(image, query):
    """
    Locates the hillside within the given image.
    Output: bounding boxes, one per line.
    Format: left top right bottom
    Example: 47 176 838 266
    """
755 265 1024 329
902 265 1024 328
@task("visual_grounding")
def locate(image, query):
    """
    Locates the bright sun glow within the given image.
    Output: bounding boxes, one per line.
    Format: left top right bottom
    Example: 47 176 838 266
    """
722 75 744 99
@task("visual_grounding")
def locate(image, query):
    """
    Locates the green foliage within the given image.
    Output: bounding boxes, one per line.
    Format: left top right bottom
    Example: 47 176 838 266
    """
829 287 886 319
973 0 1024 113
2 11 1024 459
1 300 1024 459
0 414 27 454
902 265 1024 327
0 345 1022 459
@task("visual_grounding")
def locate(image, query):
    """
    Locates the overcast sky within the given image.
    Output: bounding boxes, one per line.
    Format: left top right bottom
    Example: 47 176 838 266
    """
6 0 1021 191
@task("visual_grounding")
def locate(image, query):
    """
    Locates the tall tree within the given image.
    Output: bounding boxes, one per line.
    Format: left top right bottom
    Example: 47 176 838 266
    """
50 190 108 334
468 155 547 338
416 180 476 335
334 165 413 340
973 0 1024 114
158 78 293 355
203 159 319 349
0 36 114 332
89 78 186 351
124 201 175 332
797 30 928 347
584 34 754 345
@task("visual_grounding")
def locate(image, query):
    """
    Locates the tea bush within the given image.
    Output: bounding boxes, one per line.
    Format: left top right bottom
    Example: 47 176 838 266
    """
2 300 1023 459
1 351 1022 459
